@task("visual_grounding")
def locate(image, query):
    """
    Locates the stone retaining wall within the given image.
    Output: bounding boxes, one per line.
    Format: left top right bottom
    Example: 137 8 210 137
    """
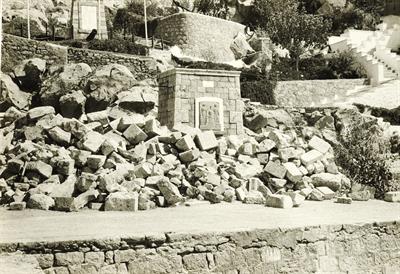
274 79 368 107
242 79 368 107
67 47 158 80
155 12 245 63
2 34 158 80
1 34 68 72
1 221 399 273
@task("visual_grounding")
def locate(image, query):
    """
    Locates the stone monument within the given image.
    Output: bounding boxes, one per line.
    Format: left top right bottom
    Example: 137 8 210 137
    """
158 68 244 135
70 0 108 40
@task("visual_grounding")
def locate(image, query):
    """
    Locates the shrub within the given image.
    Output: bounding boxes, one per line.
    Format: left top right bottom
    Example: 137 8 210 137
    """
327 51 367 79
334 120 395 198
88 39 148 56
240 78 277 105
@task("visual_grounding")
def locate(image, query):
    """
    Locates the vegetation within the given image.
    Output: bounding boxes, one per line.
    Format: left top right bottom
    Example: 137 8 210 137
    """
334 120 396 198
3 17 42 38
88 39 148 56
251 0 331 73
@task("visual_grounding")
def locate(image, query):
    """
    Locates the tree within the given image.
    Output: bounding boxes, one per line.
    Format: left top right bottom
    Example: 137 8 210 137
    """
172 0 230 19
252 0 331 75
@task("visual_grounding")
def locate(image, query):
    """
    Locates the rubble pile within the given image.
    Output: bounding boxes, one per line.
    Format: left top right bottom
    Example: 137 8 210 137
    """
1 58 393 213
0 101 356 212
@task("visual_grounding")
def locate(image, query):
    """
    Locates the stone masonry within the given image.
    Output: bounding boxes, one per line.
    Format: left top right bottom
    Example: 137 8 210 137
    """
1 221 399 274
158 68 244 135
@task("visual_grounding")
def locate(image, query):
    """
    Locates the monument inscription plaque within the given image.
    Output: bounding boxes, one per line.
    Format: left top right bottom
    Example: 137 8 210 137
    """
195 97 224 132
80 5 98 31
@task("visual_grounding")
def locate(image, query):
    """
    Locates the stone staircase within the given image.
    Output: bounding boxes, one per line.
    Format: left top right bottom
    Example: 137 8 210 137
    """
329 24 400 86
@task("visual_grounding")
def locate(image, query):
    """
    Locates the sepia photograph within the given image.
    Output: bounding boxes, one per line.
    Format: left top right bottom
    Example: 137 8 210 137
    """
0 0 399 273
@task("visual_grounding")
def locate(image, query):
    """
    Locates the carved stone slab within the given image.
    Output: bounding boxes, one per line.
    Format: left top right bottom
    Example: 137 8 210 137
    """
195 97 224 132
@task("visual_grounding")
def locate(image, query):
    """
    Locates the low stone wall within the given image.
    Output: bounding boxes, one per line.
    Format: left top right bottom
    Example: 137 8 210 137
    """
274 79 368 107
1 221 399 273
242 79 368 107
155 12 245 63
67 47 158 80
1 34 158 80
1 34 68 72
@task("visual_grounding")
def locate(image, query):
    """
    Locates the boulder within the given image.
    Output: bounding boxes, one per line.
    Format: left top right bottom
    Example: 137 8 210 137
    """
59 90 86 119
311 173 342 191
384 191 400 202
117 87 157 114
14 58 46 92
0 74 31 110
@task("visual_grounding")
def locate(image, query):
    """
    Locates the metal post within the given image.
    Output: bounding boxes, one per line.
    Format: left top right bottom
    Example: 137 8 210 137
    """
98 0 101 39
27 0 31 39
144 0 148 47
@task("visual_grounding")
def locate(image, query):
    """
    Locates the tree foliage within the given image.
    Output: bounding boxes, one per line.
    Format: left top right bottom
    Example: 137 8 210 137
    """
172 0 229 19
252 0 331 73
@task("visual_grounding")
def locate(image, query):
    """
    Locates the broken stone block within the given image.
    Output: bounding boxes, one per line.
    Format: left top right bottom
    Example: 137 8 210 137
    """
235 187 247 201
258 183 273 198
123 124 148 145
300 149 323 166
239 142 254 156
117 114 146 132
74 189 100 210
349 190 370 201
144 119 167 137
316 186 335 200
285 192 305 207
309 189 324 201
204 190 223 203
101 139 119 156
248 178 262 191
264 161 287 179
82 131 105 153
278 147 297 162
283 162 303 183
134 162 153 178
76 173 98 192
311 173 342 191
27 194 54 210
10 201 26 210
24 126 44 141
200 172 221 186
313 161 325 174
63 119 90 139
243 191 266 204
268 130 290 148
28 106 55 120
336 196 352 204
70 149 91 167
89 202 103 210
87 110 109 125
195 131 218 151
257 153 269 165
299 187 313 198
157 178 183 205
25 161 53 179
308 136 331 154
257 139 276 153
86 155 106 170
52 157 75 176
175 135 196 151
179 149 200 163
53 197 76 212
104 192 139 211
384 191 400 202
50 175 76 198
265 194 293 209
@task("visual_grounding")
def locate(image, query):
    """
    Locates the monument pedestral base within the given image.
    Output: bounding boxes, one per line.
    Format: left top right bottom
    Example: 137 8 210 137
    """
158 68 244 136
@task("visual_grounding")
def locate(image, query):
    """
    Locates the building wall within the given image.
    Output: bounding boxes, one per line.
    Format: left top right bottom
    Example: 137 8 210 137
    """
158 68 244 135
155 12 246 63
1 222 399 273
241 79 368 107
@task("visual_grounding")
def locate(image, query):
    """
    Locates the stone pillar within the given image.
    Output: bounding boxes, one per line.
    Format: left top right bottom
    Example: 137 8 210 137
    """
71 0 108 40
158 68 244 136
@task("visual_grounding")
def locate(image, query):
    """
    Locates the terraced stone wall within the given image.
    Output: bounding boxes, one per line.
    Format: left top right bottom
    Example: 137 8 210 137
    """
1 221 399 274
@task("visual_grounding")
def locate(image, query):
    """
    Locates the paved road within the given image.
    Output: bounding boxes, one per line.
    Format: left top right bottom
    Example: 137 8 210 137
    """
0 200 399 244
341 80 400 109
